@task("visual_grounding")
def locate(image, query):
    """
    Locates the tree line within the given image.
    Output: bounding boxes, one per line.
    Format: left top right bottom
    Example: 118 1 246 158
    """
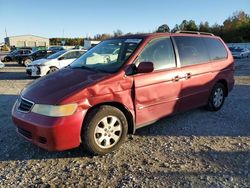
157 11 250 42
49 11 250 45
50 38 84 46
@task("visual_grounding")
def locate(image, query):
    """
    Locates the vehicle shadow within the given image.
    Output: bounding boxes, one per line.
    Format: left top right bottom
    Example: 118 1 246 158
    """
136 59 250 136
3 63 23 67
234 58 250 76
136 84 250 137
0 72 34 80
141 150 250 184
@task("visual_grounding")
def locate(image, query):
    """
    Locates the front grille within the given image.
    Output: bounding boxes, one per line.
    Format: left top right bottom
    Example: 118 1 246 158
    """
36 67 41 75
18 127 32 139
26 69 31 75
18 97 34 112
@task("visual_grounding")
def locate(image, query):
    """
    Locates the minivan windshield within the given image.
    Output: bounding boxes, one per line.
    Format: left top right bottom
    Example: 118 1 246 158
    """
70 38 142 73
47 50 66 59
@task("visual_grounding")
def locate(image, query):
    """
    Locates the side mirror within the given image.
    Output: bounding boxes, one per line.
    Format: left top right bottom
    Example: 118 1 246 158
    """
58 56 65 60
137 62 154 73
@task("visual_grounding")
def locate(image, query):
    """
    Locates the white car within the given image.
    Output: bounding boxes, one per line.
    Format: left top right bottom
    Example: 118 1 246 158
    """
86 48 119 64
0 60 5 69
26 49 85 77
231 48 250 59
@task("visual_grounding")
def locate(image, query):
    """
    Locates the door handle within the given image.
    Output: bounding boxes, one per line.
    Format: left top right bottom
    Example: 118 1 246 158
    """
185 73 192 79
172 75 180 82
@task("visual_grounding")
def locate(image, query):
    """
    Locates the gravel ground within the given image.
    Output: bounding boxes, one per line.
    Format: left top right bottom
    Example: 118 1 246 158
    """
0 56 250 187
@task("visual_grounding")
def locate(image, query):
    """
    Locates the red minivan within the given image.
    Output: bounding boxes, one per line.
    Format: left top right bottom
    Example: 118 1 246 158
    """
12 32 234 155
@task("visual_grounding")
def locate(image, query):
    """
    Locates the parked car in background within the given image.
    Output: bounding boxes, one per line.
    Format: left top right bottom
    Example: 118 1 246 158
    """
26 49 85 77
13 32 234 155
32 46 47 51
16 50 54 66
231 47 250 58
228 47 236 52
86 47 119 64
0 60 5 69
48 46 65 53
3 49 33 62
73 45 86 50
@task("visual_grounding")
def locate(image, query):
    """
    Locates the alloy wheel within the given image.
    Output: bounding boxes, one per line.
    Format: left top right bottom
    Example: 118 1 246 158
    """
94 115 122 149
213 88 224 108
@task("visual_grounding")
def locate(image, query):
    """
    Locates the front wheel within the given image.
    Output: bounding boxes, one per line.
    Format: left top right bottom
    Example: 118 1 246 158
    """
23 58 32 67
82 105 128 155
48 67 58 74
206 83 226 111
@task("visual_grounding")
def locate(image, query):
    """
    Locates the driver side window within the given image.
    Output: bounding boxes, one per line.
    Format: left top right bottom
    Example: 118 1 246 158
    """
137 38 176 71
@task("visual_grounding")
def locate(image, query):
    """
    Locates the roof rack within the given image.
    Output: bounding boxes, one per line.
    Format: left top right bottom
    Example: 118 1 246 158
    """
175 31 214 36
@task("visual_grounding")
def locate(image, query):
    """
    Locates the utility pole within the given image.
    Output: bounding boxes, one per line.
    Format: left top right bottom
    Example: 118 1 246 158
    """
61 29 65 46
5 28 8 38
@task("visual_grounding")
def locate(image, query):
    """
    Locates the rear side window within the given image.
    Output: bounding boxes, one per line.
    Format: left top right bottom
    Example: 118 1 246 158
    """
63 51 79 59
174 36 210 66
203 38 228 60
137 38 176 70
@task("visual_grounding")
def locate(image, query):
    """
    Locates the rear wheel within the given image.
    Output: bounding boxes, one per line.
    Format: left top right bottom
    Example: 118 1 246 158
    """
82 105 128 155
4 57 11 62
206 83 226 111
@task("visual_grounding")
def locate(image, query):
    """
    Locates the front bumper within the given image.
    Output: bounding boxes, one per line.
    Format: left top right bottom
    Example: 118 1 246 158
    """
12 101 87 151
26 65 49 77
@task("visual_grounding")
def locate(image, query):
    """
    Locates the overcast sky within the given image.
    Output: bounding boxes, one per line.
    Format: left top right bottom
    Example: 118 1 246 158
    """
0 0 250 42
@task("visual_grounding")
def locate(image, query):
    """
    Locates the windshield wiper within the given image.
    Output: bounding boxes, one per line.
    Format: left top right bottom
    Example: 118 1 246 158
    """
71 65 102 72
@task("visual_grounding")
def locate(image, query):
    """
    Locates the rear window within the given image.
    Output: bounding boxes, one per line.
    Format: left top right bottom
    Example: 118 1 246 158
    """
203 38 228 60
174 36 210 66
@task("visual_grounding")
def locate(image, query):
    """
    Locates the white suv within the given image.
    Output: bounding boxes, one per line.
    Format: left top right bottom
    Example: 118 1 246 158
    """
26 49 86 77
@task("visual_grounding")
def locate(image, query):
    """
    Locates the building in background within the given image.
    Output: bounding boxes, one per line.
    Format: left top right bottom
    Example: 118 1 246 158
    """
4 35 49 48
84 40 100 49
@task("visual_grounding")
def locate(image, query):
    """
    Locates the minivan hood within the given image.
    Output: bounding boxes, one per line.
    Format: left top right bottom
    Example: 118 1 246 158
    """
22 68 109 104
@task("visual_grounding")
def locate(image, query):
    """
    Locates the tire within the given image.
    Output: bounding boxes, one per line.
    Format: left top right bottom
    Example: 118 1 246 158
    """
48 67 58 74
206 83 226 111
23 58 32 67
4 57 11 62
82 105 128 155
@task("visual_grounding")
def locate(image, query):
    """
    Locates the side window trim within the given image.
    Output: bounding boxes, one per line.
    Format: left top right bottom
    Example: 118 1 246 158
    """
170 36 181 68
133 37 177 72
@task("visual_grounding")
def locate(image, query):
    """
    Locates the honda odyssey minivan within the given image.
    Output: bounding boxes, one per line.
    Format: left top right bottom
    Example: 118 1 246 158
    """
12 31 234 155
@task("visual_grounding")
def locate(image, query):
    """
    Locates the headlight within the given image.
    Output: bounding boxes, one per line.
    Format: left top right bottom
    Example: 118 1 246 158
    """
31 103 78 117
